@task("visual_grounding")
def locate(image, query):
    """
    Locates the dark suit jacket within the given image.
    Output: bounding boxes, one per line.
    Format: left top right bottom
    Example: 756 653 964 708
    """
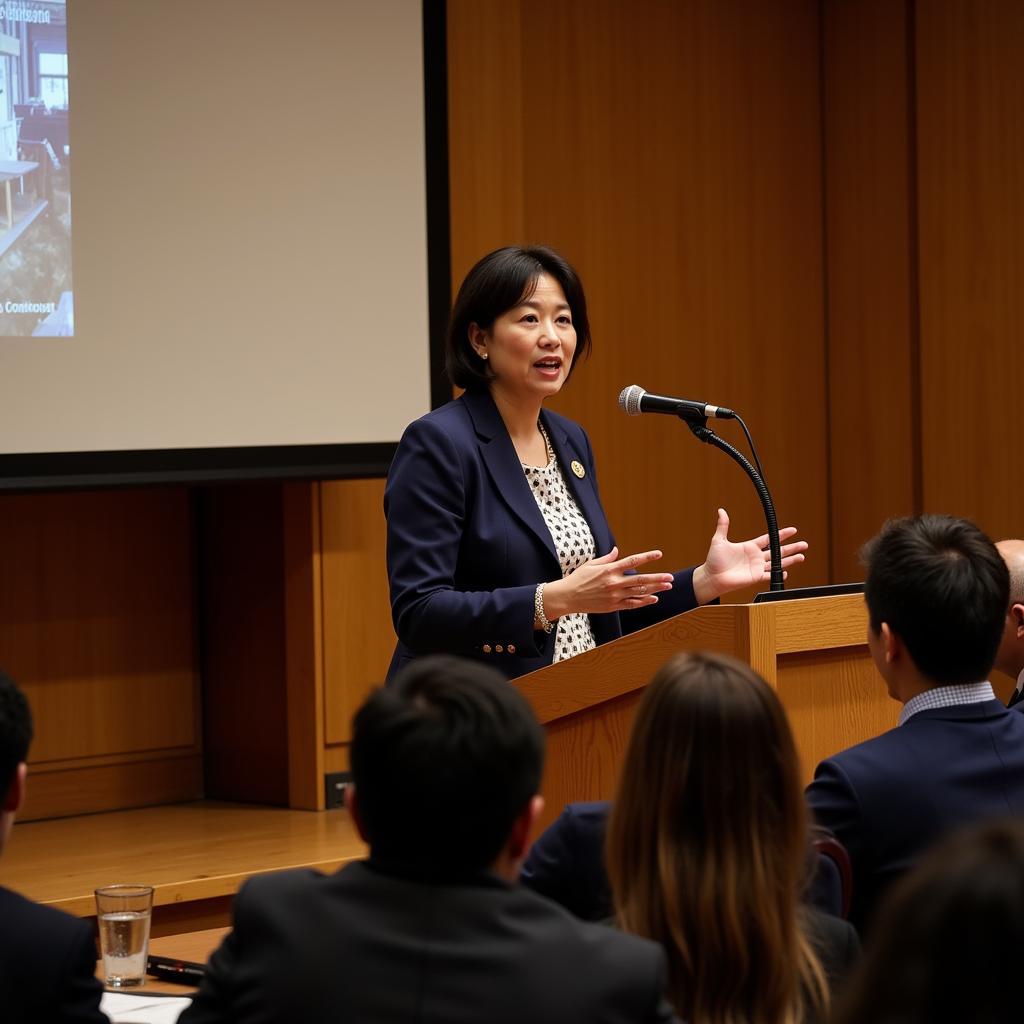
179 860 678 1024
0 885 106 1024
806 698 1024 933
521 800 613 921
384 390 699 680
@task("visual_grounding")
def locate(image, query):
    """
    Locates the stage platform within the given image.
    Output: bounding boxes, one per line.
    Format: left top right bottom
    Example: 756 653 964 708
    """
5 800 365 936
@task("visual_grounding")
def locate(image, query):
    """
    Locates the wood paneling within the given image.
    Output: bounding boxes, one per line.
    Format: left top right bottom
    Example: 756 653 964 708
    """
283 483 326 809
779 648 897 784
320 478 394 747
199 485 289 806
915 0 1024 539
823 0 918 579
773 592 868 654
539 691 639 833
22 754 203 823
448 0 831 600
0 489 200 820
521 594 882 831
446 0 525 251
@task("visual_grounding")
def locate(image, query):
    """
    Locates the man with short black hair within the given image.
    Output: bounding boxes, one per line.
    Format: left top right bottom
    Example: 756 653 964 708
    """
0 669 106 1023
807 515 1024 933
995 539 1024 707
183 656 676 1024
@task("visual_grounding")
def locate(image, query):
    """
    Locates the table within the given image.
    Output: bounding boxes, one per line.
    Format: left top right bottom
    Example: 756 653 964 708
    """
98 926 228 996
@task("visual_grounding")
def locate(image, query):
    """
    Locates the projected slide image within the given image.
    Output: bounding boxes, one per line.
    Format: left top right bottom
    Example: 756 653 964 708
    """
0 0 71 337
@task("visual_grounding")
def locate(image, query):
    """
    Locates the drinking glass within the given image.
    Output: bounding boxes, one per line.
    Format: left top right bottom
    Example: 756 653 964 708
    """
95 884 154 988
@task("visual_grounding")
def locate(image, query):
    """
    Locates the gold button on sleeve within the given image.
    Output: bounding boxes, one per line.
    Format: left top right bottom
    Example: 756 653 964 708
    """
482 644 492 654
507 644 517 654
495 645 504 653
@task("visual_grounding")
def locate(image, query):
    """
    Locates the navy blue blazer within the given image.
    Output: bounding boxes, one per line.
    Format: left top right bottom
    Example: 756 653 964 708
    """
521 800 612 921
384 390 699 680
806 698 1024 933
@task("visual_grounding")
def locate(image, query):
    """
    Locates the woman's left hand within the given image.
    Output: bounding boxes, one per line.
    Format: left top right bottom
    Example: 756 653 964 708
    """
692 508 808 604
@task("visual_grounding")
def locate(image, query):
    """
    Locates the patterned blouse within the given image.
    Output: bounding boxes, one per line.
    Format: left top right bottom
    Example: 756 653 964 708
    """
522 425 598 662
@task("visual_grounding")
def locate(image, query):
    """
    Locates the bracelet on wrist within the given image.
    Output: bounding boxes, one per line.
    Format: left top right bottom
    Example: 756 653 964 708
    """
534 583 555 634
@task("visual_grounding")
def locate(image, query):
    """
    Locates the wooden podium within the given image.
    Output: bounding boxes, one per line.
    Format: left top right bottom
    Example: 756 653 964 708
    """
516 593 898 831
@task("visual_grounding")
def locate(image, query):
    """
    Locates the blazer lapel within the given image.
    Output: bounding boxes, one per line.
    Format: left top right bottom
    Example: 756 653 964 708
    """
541 410 613 555
462 390 559 566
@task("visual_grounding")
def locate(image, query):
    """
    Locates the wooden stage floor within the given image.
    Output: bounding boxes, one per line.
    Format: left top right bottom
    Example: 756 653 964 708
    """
5 800 366 934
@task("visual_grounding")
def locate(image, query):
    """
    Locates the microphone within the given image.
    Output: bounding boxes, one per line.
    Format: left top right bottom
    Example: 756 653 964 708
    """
618 384 735 420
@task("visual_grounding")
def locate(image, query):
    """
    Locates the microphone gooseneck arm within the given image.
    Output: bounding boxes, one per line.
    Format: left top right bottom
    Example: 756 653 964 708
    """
685 418 785 592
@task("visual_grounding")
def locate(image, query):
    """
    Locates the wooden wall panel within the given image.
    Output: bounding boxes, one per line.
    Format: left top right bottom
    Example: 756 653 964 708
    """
283 482 326 809
539 692 639 833
778 648 898 785
199 485 289 806
0 489 200 820
915 0 1024 539
320 478 394 748
448 0 831 599
22 754 204 823
446 0 525 251
823 0 918 579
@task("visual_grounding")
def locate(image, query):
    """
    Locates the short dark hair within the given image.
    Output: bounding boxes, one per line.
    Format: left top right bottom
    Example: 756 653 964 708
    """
350 656 545 875
0 670 33 801
835 820 1024 1024
862 514 1009 685
446 245 592 391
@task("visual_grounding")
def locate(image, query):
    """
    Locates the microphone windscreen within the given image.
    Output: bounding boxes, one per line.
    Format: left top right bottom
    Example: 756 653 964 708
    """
618 384 646 416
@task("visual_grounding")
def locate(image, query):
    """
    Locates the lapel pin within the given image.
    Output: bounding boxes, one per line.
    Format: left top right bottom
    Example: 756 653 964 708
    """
571 460 586 479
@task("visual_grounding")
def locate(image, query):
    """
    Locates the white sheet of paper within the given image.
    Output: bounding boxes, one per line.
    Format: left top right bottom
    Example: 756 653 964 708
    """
100 991 192 1024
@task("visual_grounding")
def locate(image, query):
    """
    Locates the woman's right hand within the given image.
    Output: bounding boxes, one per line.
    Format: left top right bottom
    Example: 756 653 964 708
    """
542 546 674 619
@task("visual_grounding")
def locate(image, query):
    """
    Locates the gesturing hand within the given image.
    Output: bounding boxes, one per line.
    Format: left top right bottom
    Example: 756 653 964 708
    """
692 508 808 603
542 546 674 619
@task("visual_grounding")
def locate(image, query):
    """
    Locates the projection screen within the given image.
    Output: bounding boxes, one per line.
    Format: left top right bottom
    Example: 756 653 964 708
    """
0 0 444 488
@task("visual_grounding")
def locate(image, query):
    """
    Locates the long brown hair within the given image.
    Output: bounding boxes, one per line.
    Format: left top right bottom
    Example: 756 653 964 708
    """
606 652 828 1024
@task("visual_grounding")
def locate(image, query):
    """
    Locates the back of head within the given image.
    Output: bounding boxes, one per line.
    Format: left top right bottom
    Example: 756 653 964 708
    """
1001 540 1024 608
0 670 32 804
606 652 824 1024
836 819 1024 1024
863 514 1009 685
350 656 544 876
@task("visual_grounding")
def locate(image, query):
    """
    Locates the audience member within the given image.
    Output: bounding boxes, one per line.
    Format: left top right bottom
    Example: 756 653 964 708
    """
606 652 858 1024
835 819 1024 1024
182 656 678 1024
995 538 1024 707
807 514 1024 932
523 803 847 923
521 799 611 920
0 669 106 1024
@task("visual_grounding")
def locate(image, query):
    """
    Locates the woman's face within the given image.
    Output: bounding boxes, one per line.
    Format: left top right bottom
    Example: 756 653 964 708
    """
469 274 577 405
